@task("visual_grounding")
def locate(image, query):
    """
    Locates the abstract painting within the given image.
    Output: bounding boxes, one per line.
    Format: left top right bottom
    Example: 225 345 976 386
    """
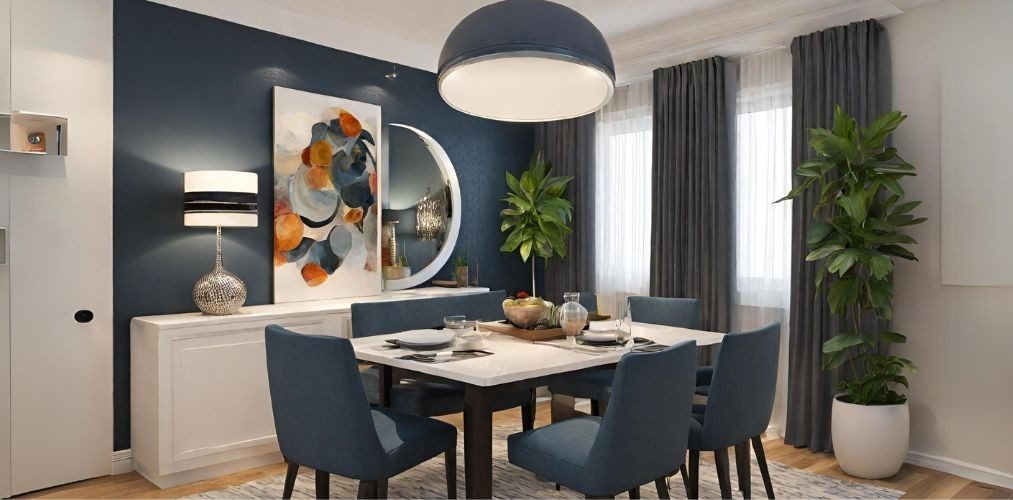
273 87 381 303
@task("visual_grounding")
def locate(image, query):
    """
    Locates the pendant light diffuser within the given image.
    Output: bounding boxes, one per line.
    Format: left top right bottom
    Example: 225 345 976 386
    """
438 0 615 122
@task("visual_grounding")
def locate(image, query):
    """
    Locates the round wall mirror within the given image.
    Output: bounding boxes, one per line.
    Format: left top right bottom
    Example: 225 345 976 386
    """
381 123 461 290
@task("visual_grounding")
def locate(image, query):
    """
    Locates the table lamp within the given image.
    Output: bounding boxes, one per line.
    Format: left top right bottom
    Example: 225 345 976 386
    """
184 170 258 315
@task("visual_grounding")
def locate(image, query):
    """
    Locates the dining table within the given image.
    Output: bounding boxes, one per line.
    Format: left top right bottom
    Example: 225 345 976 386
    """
351 321 725 499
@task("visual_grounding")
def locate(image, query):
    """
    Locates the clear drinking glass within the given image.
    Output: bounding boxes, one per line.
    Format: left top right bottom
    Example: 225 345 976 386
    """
443 315 468 338
614 299 632 342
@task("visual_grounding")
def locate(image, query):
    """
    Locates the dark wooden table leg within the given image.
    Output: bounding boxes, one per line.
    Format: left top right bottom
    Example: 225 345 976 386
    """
378 364 392 407
464 385 493 499
550 393 580 423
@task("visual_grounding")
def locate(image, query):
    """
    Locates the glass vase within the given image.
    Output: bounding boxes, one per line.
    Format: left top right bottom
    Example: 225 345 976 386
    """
559 291 588 337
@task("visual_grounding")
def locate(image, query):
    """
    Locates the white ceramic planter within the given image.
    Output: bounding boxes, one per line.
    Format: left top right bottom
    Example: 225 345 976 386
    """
832 396 909 479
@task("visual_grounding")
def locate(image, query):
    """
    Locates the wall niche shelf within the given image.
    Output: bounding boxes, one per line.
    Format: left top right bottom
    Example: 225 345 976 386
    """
0 111 68 156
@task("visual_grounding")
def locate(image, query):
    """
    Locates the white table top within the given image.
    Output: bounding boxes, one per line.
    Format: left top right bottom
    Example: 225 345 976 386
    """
351 321 724 387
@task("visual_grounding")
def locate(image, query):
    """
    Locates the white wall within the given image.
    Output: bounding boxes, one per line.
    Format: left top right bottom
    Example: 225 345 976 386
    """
886 0 1013 483
1 0 113 494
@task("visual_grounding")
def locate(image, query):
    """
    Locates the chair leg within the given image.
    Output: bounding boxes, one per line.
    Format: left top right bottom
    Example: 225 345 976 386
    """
715 448 733 499
282 461 299 499
735 441 752 499
521 388 537 431
315 469 330 499
628 486 641 498
377 479 388 499
590 398 601 416
655 477 670 499
751 436 775 499
688 450 700 499
356 480 376 499
679 464 690 498
445 446 457 499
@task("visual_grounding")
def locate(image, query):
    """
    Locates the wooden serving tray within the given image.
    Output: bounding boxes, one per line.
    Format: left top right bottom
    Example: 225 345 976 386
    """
479 321 566 341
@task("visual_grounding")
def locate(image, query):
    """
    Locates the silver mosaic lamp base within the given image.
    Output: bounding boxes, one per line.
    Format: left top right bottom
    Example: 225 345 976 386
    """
193 227 247 316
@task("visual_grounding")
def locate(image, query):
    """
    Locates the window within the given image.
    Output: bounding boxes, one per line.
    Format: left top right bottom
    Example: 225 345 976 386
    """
593 79 653 313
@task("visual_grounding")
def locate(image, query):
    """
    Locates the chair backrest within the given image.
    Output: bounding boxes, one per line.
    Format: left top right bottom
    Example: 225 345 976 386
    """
699 321 781 449
265 325 388 477
582 340 697 494
350 290 507 337
628 296 701 329
577 291 598 313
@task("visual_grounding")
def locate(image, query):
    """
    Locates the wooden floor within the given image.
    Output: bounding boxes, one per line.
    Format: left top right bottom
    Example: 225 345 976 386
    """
22 403 1012 499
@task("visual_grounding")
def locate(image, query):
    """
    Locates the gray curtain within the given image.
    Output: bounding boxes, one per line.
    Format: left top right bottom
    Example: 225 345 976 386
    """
533 115 596 304
785 20 890 452
649 57 734 333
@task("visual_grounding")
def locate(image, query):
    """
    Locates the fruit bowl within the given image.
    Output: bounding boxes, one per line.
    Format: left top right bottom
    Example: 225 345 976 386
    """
502 297 550 329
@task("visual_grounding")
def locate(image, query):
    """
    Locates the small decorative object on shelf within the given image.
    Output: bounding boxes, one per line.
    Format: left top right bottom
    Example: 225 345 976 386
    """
26 132 46 153
184 170 258 316
454 253 469 287
470 256 480 286
558 291 588 337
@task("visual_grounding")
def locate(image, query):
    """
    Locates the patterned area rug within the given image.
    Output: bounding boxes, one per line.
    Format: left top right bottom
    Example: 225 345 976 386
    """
189 426 902 499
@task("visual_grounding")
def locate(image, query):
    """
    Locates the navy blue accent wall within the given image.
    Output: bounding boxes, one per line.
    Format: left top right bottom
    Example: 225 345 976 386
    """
113 0 533 450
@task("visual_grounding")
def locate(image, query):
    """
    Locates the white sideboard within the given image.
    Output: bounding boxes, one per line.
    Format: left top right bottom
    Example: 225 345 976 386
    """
130 286 490 488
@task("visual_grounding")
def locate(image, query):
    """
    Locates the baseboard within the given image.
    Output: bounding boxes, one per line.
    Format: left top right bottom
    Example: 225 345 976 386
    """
906 451 1013 489
111 449 133 475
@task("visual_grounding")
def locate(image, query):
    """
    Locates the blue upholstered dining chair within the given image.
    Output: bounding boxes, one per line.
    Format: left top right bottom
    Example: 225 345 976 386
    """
578 291 599 313
547 296 701 416
508 340 698 499
685 321 780 500
626 296 715 397
352 291 537 429
265 325 458 499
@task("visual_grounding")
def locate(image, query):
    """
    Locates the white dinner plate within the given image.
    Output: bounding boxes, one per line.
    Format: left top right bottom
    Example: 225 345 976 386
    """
580 331 618 342
396 329 457 347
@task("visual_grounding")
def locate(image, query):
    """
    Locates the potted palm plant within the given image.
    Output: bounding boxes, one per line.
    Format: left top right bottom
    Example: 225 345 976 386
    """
778 106 924 479
499 151 573 326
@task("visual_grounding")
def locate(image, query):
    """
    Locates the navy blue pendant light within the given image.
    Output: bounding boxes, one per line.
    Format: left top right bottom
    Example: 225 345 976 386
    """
438 0 615 122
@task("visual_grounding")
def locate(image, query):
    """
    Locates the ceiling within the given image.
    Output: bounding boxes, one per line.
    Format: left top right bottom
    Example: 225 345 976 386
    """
153 0 940 84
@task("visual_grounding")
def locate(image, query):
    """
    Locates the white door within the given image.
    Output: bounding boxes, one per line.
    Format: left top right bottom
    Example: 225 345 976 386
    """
0 174 12 498
7 0 113 493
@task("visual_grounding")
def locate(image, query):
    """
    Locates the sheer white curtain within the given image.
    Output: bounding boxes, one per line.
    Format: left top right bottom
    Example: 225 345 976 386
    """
733 48 793 435
594 79 653 314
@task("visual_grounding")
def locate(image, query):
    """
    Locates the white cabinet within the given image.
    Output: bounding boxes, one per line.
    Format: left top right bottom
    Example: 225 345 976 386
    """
130 287 487 488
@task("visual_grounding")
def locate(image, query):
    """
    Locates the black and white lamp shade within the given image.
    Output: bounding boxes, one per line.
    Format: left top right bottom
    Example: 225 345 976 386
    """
183 170 258 227
438 0 615 122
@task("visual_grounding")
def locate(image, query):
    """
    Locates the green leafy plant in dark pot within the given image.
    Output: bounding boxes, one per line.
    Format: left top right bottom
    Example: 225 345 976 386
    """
778 106 925 479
